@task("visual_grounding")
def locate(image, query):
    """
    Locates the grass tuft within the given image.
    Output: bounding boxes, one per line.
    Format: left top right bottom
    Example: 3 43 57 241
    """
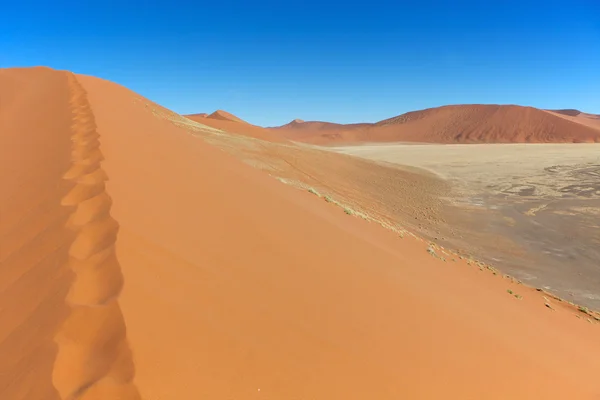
578 306 590 315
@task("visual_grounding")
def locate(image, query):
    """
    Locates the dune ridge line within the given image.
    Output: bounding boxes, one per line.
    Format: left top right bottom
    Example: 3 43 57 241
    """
51 73 141 400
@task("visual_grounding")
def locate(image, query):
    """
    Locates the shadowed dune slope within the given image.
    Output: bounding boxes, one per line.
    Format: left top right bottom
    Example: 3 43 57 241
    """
270 104 600 144
78 73 600 399
1 67 141 399
2 67 600 399
0 67 73 400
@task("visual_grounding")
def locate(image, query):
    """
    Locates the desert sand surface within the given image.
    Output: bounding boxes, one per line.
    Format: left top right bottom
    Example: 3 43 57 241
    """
331 143 600 309
2 67 600 399
270 104 600 144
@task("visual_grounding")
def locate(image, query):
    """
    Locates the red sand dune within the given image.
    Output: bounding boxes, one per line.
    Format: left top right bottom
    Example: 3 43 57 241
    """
2 67 600 399
207 109 246 123
550 109 584 117
186 110 284 142
270 104 600 144
545 109 600 132
187 112 208 119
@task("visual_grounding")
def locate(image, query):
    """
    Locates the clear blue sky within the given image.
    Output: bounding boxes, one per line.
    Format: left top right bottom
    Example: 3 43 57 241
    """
2 1 599 126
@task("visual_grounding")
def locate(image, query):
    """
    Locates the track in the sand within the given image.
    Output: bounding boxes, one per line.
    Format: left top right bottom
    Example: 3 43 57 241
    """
52 74 141 400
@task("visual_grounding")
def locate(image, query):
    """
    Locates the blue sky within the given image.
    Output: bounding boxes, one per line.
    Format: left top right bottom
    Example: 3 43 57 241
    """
2 1 599 126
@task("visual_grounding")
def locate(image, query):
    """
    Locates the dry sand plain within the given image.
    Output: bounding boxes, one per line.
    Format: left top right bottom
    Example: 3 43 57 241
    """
330 143 600 309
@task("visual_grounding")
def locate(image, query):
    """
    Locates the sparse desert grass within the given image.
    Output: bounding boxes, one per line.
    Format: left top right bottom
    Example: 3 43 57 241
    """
273 170 596 314
578 306 591 315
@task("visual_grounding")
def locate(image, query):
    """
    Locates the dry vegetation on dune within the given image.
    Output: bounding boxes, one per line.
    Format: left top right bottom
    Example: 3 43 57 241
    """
269 104 600 144
2 67 600 399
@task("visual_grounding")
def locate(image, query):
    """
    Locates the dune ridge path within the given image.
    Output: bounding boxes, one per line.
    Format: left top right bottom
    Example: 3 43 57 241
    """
51 74 141 400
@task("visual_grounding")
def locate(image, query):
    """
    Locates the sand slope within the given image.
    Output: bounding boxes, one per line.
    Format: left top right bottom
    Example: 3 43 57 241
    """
0 67 140 399
82 74 600 398
271 104 600 144
0 67 73 400
2 67 600 399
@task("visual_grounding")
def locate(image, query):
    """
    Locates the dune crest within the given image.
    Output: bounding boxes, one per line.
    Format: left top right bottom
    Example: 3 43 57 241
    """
52 73 140 400
207 109 246 123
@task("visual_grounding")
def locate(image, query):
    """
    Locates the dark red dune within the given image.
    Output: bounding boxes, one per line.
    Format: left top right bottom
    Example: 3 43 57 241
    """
269 104 600 144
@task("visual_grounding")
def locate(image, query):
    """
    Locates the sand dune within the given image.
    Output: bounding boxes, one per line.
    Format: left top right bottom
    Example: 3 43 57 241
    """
270 104 600 144
186 112 208 119
550 109 584 117
207 109 246 123
2 67 600 399
545 109 600 132
186 111 284 142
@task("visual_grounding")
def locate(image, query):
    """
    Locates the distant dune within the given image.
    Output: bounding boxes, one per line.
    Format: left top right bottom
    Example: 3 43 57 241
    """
3 67 600 399
550 109 583 117
187 112 208 118
187 109 247 123
207 109 246 123
269 104 600 144
545 109 600 132
186 110 284 142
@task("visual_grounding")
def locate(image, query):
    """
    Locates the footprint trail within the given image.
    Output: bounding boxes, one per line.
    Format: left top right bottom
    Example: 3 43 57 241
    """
52 73 141 400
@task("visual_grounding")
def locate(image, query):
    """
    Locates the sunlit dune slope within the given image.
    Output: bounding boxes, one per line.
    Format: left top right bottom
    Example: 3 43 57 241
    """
81 73 600 399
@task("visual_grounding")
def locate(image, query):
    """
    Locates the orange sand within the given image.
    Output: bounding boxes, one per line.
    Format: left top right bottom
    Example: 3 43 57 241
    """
2 67 600 399
270 104 600 144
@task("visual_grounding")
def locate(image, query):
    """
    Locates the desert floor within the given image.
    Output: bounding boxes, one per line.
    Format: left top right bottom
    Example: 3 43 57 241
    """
184 120 600 311
330 143 600 309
